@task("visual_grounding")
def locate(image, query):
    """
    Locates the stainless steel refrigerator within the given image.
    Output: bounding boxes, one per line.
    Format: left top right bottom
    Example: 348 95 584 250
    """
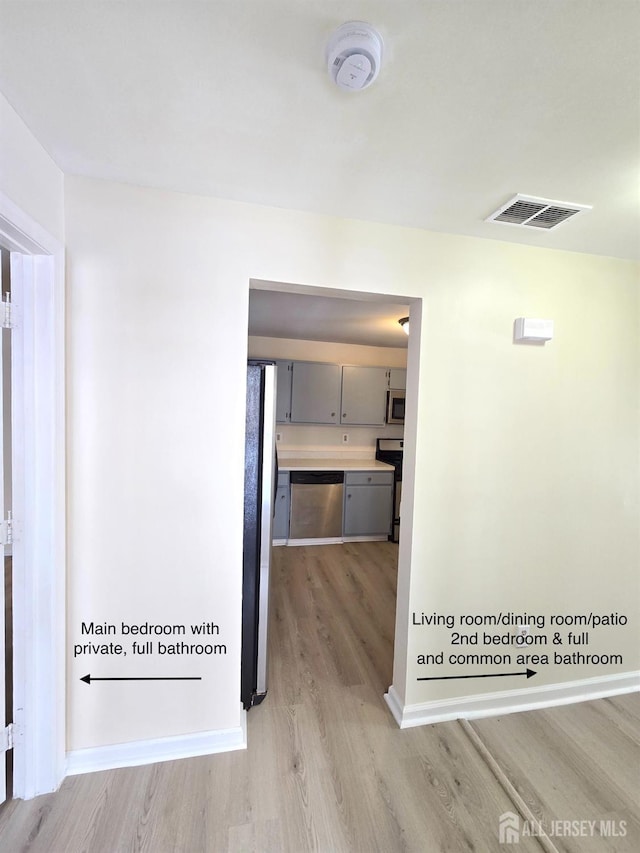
241 360 277 709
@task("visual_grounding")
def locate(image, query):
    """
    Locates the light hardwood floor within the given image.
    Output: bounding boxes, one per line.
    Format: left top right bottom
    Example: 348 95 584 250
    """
0 542 638 852
3 555 11 802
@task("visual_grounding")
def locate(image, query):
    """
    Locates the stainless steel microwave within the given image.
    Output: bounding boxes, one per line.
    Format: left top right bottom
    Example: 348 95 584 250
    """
386 389 405 424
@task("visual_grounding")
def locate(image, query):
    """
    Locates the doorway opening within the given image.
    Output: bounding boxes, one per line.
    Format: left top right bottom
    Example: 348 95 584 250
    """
245 279 421 713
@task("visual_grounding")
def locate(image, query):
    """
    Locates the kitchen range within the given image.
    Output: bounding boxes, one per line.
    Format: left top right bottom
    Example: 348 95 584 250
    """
375 437 404 543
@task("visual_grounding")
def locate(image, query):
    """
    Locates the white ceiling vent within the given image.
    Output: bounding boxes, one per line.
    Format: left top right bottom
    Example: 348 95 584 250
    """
486 195 591 230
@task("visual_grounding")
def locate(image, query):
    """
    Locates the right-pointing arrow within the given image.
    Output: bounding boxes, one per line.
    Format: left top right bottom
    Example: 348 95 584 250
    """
417 668 536 682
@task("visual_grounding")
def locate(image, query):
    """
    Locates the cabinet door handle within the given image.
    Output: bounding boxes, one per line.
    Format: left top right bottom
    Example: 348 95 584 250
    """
367 476 372 482
343 413 347 418
347 493 351 499
331 412 336 418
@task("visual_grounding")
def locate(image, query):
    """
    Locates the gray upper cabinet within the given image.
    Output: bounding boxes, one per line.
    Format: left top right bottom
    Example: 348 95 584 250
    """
272 359 405 426
340 365 388 425
290 362 341 424
275 360 293 423
388 368 407 390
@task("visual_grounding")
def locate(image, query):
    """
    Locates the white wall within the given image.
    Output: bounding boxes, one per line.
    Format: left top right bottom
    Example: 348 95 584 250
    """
65 179 250 748
0 92 64 244
403 248 639 707
64 174 639 753
248 335 406 455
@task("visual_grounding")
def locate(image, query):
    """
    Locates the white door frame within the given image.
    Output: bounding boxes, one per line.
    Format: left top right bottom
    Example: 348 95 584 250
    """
0 191 65 798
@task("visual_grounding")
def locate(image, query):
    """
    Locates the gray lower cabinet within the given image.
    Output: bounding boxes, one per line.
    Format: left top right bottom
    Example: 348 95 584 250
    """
290 362 341 424
273 472 290 540
343 471 393 537
275 360 293 423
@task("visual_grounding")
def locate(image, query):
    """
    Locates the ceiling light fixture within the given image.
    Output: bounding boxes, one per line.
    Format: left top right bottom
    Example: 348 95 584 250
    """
327 21 383 92
398 317 410 335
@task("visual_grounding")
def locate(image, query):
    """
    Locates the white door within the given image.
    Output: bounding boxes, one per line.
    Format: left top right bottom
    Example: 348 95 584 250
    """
0 260 7 806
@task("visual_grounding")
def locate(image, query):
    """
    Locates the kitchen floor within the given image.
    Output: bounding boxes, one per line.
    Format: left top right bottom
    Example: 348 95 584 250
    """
0 542 638 852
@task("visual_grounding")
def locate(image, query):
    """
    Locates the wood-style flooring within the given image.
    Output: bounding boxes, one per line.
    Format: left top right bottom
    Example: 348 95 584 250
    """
0 542 638 852
3 555 11 801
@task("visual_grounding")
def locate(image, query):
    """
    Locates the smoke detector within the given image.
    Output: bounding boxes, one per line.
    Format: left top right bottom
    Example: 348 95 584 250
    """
327 22 383 92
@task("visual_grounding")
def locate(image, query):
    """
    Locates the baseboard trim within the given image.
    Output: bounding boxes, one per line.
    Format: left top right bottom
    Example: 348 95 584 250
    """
285 535 388 546
66 712 247 776
342 535 388 543
384 684 405 726
384 671 640 729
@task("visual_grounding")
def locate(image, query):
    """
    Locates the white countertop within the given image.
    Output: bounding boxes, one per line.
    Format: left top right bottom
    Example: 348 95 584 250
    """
278 457 395 473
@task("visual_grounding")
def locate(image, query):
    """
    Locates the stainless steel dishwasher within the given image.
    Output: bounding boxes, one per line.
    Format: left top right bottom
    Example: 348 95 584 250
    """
289 472 344 539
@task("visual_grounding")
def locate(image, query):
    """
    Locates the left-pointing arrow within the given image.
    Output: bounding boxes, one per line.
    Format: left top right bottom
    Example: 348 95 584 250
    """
81 674 202 684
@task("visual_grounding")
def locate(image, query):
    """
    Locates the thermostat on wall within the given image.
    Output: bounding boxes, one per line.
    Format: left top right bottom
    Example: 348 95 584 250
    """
514 318 554 342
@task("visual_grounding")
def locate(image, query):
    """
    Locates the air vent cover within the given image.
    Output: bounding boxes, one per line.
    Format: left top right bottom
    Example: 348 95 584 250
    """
486 195 591 230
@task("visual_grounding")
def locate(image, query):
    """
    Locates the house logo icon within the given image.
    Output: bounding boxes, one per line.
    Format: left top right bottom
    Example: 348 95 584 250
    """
499 811 520 844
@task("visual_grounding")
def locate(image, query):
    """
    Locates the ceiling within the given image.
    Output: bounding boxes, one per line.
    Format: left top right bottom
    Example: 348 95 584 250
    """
249 287 410 348
0 2 638 344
